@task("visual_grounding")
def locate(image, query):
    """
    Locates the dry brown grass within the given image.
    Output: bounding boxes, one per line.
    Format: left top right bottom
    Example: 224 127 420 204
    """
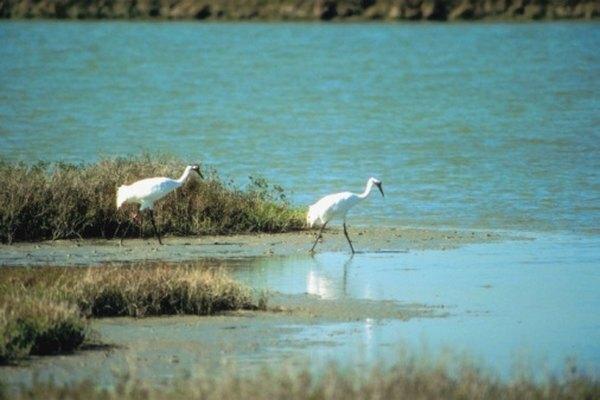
0 155 305 243
74 264 258 317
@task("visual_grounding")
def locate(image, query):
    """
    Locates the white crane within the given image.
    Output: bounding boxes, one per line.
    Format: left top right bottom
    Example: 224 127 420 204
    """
116 164 203 245
307 177 384 254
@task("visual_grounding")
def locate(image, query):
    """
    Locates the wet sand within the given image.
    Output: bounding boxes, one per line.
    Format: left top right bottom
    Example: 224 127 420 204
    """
0 227 510 266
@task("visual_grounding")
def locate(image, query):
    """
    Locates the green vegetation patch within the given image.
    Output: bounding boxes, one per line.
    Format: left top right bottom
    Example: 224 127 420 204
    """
0 263 263 362
0 155 306 243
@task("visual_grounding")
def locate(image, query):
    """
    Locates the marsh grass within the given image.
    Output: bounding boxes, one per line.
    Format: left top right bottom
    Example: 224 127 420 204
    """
2 357 598 400
0 296 86 363
0 155 306 243
0 263 262 362
74 264 258 317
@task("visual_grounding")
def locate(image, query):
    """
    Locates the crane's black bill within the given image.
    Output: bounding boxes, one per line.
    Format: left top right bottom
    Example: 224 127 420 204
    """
191 165 204 179
376 182 384 197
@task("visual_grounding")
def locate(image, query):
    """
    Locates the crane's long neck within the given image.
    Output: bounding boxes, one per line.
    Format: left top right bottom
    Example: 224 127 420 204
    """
176 166 192 185
357 180 375 200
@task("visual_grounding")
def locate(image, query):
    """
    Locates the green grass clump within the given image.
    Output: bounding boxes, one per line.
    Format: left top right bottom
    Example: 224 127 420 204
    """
0 263 263 362
0 155 306 243
0 296 86 363
2 359 598 400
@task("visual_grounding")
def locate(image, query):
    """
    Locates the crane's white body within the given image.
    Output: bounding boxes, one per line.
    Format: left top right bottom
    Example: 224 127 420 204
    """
307 177 384 254
116 166 196 210
307 177 382 227
116 165 202 246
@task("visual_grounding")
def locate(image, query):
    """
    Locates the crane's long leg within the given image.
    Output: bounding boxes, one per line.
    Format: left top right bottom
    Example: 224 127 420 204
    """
343 222 355 254
148 209 163 245
309 222 327 253
119 221 131 246
137 210 144 239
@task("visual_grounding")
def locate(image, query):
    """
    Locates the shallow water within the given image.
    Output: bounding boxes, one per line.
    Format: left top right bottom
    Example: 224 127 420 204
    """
231 234 600 375
1 22 599 233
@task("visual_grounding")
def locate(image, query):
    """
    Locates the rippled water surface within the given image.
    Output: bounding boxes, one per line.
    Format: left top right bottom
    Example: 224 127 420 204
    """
1 21 599 233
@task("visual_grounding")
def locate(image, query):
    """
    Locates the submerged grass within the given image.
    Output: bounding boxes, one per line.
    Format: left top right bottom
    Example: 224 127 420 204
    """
0 263 262 362
0 155 306 243
2 357 598 400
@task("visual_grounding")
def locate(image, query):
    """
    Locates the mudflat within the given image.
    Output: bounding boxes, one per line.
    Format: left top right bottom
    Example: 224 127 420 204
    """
0 227 510 267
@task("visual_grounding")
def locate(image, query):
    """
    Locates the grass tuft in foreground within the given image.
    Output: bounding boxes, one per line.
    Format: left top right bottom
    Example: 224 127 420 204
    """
0 155 306 243
0 263 263 362
2 358 599 400
0 296 86 364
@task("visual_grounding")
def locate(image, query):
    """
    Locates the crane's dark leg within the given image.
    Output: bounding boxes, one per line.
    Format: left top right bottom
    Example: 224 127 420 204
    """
136 209 143 239
343 222 355 254
309 222 327 253
119 221 131 246
118 207 138 246
148 209 163 245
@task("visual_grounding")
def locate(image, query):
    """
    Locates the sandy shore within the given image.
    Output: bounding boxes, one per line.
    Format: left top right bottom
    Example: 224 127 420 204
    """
0 227 512 266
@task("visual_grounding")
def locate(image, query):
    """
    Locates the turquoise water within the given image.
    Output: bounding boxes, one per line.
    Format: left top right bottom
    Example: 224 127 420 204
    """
1 22 599 234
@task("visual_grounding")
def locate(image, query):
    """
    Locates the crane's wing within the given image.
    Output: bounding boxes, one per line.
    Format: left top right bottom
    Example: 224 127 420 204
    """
121 177 180 203
308 191 355 226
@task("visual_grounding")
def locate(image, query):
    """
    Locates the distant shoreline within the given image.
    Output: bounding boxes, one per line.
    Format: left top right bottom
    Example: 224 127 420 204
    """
1 0 598 21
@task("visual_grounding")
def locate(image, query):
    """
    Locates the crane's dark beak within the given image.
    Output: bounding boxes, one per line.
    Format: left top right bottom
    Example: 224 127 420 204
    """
376 182 384 197
196 169 204 179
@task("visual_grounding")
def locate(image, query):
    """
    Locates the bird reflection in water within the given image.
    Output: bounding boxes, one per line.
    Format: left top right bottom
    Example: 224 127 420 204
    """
305 254 354 299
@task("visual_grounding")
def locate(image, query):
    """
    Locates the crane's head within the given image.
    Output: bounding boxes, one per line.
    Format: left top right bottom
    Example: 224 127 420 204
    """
190 164 204 179
371 178 384 197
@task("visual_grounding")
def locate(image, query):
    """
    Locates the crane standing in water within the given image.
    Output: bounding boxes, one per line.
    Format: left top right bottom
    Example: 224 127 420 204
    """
116 165 203 245
307 177 384 254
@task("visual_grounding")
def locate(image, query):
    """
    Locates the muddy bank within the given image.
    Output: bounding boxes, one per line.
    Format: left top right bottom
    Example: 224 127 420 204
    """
1 0 598 20
0 227 511 266
268 292 442 321
0 292 442 389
